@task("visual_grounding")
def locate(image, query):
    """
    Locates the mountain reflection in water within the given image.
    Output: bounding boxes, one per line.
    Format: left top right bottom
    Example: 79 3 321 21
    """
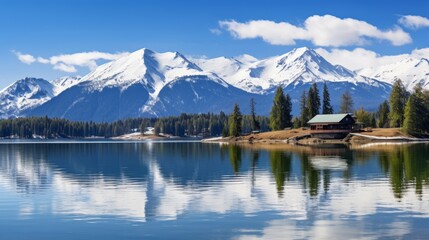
0 142 428 239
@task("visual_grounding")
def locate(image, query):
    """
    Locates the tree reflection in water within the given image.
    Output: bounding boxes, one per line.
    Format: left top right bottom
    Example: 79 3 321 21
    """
228 144 242 175
376 144 429 200
269 151 291 196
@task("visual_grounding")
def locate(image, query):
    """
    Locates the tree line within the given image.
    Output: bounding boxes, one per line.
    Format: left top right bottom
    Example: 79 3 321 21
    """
228 79 429 137
1 79 428 139
228 82 355 135
0 112 270 139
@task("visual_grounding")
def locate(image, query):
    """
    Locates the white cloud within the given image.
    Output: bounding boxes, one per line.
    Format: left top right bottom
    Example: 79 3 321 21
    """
399 15 429 29
209 28 222 35
219 20 308 45
48 51 129 72
13 51 36 64
53 63 77 73
315 47 429 71
220 15 412 47
412 48 429 58
36 57 49 64
13 50 129 73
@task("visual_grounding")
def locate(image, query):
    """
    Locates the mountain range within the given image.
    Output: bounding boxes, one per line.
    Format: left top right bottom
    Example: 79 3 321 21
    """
1 47 428 122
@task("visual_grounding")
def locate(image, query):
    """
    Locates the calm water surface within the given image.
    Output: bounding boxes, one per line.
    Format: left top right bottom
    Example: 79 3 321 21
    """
0 141 428 239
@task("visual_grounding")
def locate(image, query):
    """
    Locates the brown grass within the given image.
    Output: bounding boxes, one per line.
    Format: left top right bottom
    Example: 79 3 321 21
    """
355 128 409 137
228 128 413 145
238 128 311 141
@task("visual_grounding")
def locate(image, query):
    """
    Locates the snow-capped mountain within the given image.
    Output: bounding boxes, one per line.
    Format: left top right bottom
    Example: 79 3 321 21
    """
359 57 429 91
192 47 391 113
0 78 55 118
195 47 387 94
0 47 410 122
0 76 83 119
28 48 263 122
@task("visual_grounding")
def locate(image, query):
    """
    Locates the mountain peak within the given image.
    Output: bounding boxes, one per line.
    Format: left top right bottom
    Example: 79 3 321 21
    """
0 77 55 118
80 48 205 89
284 47 320 60
291 46 312 54
234 54 258 64
359 56 429 91
132 47 154 55
274 47 322 67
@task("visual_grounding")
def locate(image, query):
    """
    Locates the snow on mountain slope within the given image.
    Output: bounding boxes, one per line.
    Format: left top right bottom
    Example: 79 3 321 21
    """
51 76 82 95
192 55 257 80
359 57 429 91
0 78 55 118
196 47 384 94
29 49 238 121
78 48 226 114
80 48 204 90
152 75 270 117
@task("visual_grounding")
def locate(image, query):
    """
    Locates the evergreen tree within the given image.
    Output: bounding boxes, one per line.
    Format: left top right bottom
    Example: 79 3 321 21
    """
284 94 292 128
377 100 390 128
299 91 310 127
292 117 301 129
270 87 284 130
403 85 428 136
370 113 377 128
222 127 229 137
403 93 420 135
229 103 243 137
140 122 146 135
389 79 408 127
270 87 292 130
250 98 260 131
354 108 374 128
307 83 321 118
340 91 354 113
322 83 334 114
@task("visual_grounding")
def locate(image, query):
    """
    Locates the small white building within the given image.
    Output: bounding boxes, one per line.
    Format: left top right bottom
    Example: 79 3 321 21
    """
144 127 155 135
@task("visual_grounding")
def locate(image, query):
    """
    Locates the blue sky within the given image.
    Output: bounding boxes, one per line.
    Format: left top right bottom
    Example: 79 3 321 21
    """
1 0 428 89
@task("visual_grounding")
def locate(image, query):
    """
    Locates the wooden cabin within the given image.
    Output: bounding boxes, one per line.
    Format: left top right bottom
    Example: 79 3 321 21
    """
307 114 356 139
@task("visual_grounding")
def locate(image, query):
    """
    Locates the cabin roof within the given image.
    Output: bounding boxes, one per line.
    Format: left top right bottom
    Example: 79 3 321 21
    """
307 114 352 124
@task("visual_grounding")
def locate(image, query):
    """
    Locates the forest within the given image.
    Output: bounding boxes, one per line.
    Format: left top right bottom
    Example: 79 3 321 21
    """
1 78 428 139
0 113 270 139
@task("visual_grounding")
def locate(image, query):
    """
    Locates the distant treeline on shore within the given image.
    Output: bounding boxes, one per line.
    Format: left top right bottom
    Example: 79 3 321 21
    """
0 113 270 139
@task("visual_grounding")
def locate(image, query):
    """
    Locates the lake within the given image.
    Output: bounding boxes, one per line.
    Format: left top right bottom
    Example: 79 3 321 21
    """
0 141 428 239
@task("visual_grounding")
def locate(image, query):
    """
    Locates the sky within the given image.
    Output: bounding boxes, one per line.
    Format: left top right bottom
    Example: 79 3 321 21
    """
0 0 428 89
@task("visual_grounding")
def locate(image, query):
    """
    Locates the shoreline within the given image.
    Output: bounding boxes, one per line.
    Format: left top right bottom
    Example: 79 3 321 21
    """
1 128 428 145
202 128 429 146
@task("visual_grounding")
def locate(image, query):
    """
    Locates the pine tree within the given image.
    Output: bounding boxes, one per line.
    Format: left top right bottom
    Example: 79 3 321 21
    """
322 83 333 114
403 93 420 135
377 100 390 128
140 122 146 135
270 87 284 130
250 98 260 131
284 94 292 128
340 91 354 113
270 87 292 130
307 83 321 118
229 103 243 137
300 91 310 127
389 79 408 127
403 85 428 136
370 113 377 128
